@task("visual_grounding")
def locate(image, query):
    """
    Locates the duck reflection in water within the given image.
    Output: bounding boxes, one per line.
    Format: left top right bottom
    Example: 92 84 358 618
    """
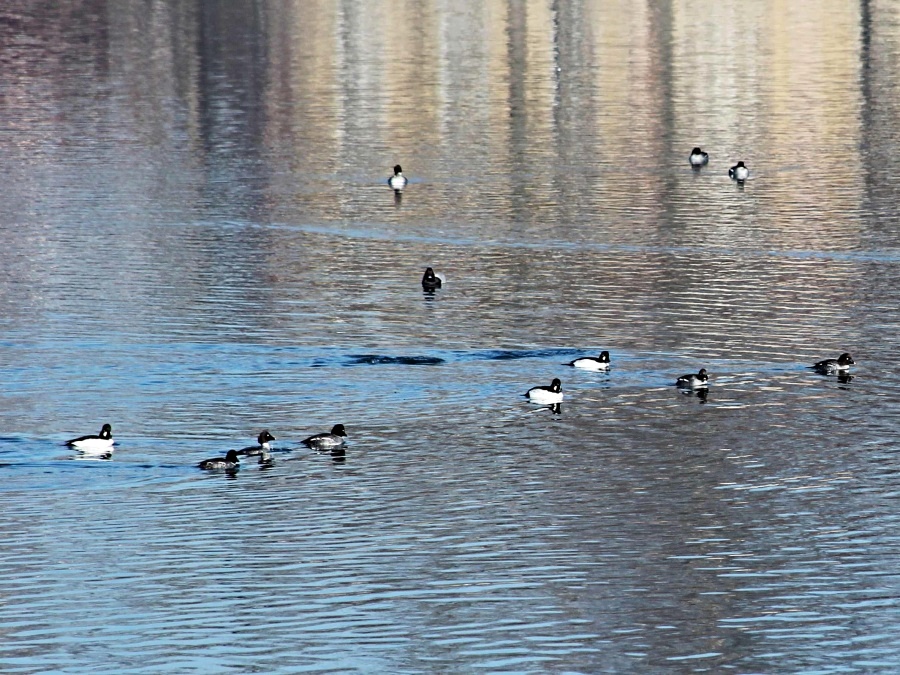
308 444 346 464
71 451 113 461
680 387 709 404
527 402 562 416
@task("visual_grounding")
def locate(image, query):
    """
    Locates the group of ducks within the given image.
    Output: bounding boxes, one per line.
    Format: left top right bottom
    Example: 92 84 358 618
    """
407 157 853 408
421 262 856 404
64 423 348 471
196 425 348 470
523 352 856 405
421 256 856 406
63 154 851 469
394 153 750 191
689 147 750 182
65 349 855 467
60 168 413 468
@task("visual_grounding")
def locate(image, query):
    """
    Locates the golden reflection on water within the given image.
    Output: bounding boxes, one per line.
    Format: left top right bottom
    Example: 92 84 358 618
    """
4 1 897 237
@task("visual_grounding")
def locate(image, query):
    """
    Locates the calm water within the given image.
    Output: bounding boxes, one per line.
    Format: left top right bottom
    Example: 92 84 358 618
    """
2 1 900 672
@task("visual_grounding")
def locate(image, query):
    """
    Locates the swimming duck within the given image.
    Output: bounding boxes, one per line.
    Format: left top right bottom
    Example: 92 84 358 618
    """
729 161 750 181
422 267 443 291
526 378 564 404
257 448 275 468
65 423 114 453
198 449 240 470
302 424 347 449
236 430 276 456
388 165 408 191
813 353 855 374
676 368 709 388
689 147 709 166
567 351 611 371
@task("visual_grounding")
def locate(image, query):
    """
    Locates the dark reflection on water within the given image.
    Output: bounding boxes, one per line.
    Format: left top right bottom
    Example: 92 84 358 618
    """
346 355 447 366
2 0 900 672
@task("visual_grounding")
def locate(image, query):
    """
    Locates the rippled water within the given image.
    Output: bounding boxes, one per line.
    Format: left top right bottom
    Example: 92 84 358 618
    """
2 0 900 672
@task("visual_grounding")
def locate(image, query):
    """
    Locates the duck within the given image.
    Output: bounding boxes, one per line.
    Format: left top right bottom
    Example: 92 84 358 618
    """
525 378 564 404
422 267 443 291
257 448 275 468
689 147 709 166
567 351 611 371
388 165 408 191
729 161 750 181
198 449 240 470
65 423 114 453
302 424 347 449
235 430 276 456
813 353 855 374
676 368 709 388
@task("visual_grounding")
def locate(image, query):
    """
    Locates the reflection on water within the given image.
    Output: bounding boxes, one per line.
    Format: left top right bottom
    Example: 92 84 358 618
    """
2 0 900 672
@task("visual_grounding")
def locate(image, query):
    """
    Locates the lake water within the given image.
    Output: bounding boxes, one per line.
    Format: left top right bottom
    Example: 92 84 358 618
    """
2 1 900 672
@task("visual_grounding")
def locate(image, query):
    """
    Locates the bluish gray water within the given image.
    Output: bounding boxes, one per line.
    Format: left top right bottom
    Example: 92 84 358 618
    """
2 1 900 672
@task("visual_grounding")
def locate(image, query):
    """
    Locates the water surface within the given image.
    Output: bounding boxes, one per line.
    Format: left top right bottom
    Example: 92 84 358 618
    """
2 1 900 672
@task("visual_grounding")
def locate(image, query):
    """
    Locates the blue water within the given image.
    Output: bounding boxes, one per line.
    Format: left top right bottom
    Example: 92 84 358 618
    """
2 1 900 673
